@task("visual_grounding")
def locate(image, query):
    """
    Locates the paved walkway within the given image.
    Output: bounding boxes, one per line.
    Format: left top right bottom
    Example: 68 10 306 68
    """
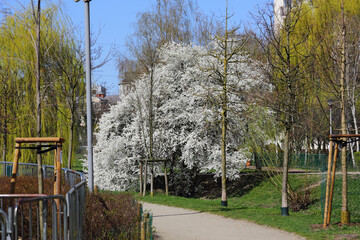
143 203 305 240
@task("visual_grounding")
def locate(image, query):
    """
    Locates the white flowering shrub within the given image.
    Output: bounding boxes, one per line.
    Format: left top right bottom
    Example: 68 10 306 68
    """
93 42 264 191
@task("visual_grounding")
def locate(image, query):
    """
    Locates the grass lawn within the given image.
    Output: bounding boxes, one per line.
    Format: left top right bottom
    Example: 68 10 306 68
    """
136 174 360 239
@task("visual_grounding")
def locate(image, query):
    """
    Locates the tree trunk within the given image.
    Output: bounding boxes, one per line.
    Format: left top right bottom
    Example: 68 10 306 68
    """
2 101 7 162
149 68 154 161
35 0 44 195
281 128 290 216
340 0 349 224
220 0 229 208
34 1 44 237
254 151 262 171
143 161 147 196
2 132 6 162
221 100 227 207
67 121 74 169
351 105 359 152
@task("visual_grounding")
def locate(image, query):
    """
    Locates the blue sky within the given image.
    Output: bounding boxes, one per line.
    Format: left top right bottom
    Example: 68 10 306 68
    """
4 0 269 95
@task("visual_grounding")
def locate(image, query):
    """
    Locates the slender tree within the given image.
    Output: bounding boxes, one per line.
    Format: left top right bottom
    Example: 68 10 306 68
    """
204 0 243 207
253 0 317 215
339 0 349 224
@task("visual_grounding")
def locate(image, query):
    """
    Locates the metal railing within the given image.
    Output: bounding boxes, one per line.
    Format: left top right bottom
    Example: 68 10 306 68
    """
0 161 84 188
0 209 7 240
66 181 86 240
0 162 86 239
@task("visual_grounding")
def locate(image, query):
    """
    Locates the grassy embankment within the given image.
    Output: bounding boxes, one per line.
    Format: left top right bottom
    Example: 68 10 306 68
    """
137 174 360 239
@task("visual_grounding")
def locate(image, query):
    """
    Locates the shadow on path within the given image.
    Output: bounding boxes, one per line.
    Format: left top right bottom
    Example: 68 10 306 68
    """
153 211 203 218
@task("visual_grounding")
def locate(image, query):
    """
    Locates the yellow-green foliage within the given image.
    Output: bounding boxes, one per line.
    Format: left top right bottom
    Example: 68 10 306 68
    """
0 4 85 167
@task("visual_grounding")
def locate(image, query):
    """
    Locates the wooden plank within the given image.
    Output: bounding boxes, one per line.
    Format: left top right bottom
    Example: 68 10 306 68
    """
323 140 333 228
327 143 338 225
330 134 360 139
15 137 65 143
54 144 62 232
0 194 47 198
140 159 167 162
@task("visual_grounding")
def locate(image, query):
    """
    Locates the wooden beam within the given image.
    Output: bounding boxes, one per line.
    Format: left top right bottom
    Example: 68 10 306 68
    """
330 134 360 139
54 144 62 196
10 143 21 194
140 159 167 162
323 140 333 228
327 143 338 225
15 137 65 143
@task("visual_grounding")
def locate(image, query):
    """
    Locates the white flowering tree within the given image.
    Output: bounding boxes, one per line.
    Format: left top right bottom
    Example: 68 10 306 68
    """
93 42 262 192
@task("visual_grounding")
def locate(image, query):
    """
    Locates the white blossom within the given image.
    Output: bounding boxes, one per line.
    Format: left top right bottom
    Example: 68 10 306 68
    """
93 42 264 190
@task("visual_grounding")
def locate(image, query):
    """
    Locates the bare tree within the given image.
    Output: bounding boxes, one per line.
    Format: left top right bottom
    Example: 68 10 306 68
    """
253 1 317 215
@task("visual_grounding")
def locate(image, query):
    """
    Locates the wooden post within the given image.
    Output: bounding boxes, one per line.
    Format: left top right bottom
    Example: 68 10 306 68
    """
323 140 333 228
327 143 338 225
140 161 143 196
10 143 20 194
54 143 62 196
164 160 168 196
143 160 147 197
54 147 58 195
150 163 154 197
54 142 62 233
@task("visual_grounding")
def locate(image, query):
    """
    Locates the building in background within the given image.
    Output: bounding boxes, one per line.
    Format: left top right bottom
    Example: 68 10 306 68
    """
274 0 288 30
92 84 119 125
118 77 132 98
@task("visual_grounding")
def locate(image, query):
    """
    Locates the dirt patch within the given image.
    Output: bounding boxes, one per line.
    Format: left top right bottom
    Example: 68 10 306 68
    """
312 222 360 238
333 234 359 240
153 171 267 199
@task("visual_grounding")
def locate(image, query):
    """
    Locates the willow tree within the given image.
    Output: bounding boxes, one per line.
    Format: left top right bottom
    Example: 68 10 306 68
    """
45 17 86 169
0 67 17 162
0 3 85 170
0 3 46 187
310 0 360 224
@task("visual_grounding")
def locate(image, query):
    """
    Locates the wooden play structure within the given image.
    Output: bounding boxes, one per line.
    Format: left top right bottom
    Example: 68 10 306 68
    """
323 134 358 228
139 159 168 197
10 137 65 196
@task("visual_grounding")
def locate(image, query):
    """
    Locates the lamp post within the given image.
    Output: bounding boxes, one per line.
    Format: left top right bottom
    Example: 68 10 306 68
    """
74 0 94 192
327 99 334 135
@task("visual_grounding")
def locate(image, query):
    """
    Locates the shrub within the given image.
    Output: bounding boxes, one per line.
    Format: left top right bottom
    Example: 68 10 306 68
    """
84 192 140 240
288 189 313 212
0 176 71 194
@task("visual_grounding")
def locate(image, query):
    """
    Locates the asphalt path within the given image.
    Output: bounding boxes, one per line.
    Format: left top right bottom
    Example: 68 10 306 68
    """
143 202 306 240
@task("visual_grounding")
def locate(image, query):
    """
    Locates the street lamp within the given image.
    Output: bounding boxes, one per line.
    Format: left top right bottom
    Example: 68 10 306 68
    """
327 99 334 135
75 0 94 192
